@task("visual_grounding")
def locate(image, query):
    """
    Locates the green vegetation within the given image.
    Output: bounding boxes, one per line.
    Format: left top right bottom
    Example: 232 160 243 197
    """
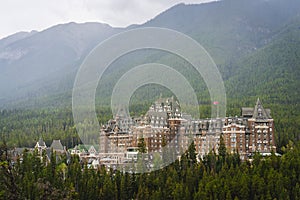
0 108 78 148
1 1 299 152
1 141 300 200
0 1 300 198
225 20 300 149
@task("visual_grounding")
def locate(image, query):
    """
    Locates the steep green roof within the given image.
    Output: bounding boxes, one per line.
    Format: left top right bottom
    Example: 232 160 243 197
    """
253 98 271 119
50 140 64 151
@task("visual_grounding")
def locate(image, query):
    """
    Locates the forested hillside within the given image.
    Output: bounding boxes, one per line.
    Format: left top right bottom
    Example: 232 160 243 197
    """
226 19 300 148
0 0 300 151
1 0 300 199
1 0 300 107
1 141 300 200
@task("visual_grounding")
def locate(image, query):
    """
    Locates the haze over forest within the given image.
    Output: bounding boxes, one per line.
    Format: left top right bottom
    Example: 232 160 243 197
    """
1 0 300 199
0 0 299 150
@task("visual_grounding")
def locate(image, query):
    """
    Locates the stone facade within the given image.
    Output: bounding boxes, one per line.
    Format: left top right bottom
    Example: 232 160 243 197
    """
98 97 277 164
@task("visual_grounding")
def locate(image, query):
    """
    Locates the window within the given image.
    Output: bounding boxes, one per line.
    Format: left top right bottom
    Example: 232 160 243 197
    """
257 129 261 133
263 130 267 134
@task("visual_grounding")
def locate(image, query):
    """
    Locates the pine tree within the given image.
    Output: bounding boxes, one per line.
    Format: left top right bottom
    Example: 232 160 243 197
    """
187 141 197 165
137 137 147 173
137 137 147 153
172 183 184 200
218 135 226 159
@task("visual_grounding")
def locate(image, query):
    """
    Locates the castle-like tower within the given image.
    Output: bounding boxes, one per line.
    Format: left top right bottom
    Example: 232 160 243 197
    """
99 98 277 164
222 98 276 159
245 98 276 154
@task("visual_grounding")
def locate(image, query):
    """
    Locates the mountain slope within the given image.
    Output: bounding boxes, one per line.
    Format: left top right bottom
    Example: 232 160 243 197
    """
0 0 300 108
144 0 300 67
226 19 300 104
0 31 37 51
0 22 120 104
224 18 300 146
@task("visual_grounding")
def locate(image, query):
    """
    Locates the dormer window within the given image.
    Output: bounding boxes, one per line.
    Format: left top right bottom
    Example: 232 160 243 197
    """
258 108 262 117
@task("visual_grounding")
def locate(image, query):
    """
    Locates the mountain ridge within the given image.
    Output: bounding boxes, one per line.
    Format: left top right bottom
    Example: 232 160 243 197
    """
0 0 300 148
0 0 300 109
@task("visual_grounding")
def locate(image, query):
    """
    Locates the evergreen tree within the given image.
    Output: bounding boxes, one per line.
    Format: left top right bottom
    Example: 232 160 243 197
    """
137 137 147 153
218 134 226 159
137 137 147 173
187 141 197 165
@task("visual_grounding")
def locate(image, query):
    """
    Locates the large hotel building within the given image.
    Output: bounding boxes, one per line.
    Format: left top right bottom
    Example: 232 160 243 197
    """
98 97 276 164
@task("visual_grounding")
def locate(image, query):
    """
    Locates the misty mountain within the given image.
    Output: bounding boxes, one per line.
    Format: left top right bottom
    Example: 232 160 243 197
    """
0 31 37 51
0 22 120 105
143 0 300 65
0 0 300 108
226 17 300 104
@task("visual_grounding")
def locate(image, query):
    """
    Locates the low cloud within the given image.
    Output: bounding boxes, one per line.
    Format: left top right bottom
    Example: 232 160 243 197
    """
0 0 214 39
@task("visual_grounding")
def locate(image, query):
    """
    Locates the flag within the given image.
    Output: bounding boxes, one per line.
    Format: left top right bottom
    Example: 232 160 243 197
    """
213 101 219 105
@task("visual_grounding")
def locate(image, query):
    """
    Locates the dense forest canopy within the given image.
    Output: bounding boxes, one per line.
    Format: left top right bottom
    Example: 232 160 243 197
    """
1 140 300 200
0 0 300 199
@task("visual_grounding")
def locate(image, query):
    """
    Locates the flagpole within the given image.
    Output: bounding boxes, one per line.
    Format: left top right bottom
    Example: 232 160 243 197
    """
213 101 219 118
217 103 219 118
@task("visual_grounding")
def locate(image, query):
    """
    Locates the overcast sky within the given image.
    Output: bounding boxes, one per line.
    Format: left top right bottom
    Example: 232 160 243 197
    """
0 0 216 39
